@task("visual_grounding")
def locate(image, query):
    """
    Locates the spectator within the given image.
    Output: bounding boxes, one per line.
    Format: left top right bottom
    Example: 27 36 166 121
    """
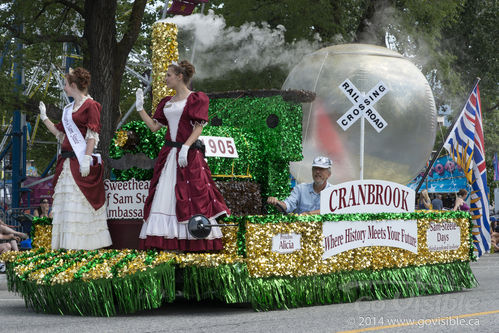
442 194 453 209
431 194 444 210
418 189 432 210
453 189 470 211
0 220 28 252
490 216 499 252
0 233 19 252
0 240 12 254
33 198 53 218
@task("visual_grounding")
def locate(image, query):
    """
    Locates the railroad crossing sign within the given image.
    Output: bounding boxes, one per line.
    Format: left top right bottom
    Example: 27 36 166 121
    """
337 79 389 133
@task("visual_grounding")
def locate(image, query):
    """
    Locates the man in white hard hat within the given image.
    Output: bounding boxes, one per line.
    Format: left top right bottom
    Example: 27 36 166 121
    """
267 156 332 215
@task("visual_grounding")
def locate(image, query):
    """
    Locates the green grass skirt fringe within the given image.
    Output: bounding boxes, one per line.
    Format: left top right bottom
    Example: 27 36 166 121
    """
5 260 476 315
6 261 175 316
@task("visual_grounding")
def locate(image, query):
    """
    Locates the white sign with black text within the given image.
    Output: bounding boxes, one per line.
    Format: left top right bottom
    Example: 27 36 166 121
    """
199 136 238 158
337 79 389 133
104 179 150 219
322 220 418 259
320 180 415 214
271 233 302 254
426 222 461 251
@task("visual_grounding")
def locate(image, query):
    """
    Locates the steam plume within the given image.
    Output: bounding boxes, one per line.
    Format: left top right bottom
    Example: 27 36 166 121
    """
160 10 322 80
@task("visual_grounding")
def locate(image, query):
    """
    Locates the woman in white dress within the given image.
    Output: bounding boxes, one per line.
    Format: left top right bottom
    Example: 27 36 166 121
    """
39 67 112 250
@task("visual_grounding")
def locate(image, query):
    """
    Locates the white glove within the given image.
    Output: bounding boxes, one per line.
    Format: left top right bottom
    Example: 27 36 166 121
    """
135 88 144 112
178 145 189 168
80 155 92 177
39 101 48 121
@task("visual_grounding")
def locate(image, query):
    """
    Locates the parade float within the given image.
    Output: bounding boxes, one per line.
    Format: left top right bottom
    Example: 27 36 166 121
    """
0 22 477 316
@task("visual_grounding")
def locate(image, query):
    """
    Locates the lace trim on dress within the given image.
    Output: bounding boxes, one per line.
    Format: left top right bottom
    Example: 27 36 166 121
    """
85 128 99 148
52 158 111 250
190 120 207 128
73 95 92 113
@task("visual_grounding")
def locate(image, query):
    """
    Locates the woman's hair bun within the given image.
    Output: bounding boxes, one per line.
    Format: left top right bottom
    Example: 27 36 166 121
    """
66 67 91 91
178 60 195 80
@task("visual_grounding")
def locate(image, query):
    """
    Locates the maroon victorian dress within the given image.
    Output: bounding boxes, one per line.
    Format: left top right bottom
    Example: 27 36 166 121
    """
139 92 230 251
52 98 112 250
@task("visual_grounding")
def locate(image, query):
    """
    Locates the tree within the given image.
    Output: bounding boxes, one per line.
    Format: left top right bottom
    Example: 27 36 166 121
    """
207 1 465 96
1 0 495 183
201 0 372 91
440 0 499 186
210 0 498 183
0 0 148 178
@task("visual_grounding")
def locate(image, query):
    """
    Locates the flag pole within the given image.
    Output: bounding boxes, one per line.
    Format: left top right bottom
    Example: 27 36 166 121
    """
414 77 481 193
190 3 206 64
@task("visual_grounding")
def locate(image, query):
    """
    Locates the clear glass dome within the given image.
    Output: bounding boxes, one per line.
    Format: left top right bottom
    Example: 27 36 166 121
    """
282 44 437 185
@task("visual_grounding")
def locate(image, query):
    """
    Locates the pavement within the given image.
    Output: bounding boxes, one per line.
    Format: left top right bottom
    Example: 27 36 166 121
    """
0 271 7 290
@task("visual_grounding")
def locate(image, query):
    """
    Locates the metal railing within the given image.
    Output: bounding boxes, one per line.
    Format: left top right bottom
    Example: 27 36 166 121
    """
2 207 34 234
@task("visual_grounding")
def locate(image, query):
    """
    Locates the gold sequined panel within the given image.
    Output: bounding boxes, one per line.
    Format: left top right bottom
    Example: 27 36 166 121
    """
245 217 470 278
32 225 52 249
151 21 178 112
221 225 239 256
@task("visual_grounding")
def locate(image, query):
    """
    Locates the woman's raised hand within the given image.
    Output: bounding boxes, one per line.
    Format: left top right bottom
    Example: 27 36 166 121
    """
135 88 144 112
39 101 48 121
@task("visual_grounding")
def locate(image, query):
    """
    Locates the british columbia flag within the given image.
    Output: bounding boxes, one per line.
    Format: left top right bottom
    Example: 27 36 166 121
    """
443 83 490 256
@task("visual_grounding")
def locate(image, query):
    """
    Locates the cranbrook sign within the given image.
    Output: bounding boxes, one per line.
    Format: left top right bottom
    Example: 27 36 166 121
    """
320 179 415 214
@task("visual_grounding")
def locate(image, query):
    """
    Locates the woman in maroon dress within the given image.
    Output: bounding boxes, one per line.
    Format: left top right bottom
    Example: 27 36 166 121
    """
136 60 230 251
39 67 111 250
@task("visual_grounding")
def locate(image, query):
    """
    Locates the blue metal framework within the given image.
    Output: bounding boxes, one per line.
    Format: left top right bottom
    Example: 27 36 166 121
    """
0 25 32 236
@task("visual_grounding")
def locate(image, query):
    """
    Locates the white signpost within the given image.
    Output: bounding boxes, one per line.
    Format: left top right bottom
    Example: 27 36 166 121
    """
337 79 389 179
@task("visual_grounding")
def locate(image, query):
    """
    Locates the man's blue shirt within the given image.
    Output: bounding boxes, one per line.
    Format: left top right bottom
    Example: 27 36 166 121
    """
283 182 332 214
431 198 443 210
